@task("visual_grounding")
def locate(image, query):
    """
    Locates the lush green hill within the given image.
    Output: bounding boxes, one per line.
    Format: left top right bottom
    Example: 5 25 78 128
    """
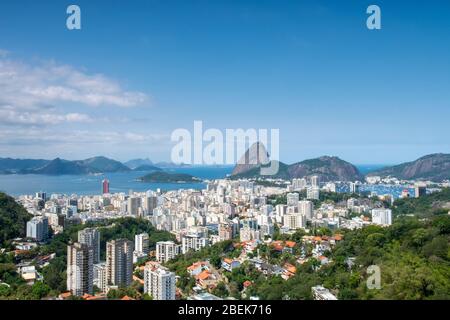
0 156 132 175
76 156 130 173
138 171 201 183
29 158 93 175
0 192 32 246
367 153 450 182
0 158 50 174
288 156 363 182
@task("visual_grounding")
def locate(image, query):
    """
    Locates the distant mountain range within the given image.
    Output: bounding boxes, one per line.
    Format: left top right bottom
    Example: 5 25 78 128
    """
230 143 450 182
0 156 192 176
1 151 449 181
0 156 130 175
123 158 154 169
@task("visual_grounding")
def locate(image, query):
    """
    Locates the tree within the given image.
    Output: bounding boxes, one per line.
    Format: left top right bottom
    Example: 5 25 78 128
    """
209 254 221 269
422 236 448 259
212 281 229 298
142 293 153 300
31 281 51 300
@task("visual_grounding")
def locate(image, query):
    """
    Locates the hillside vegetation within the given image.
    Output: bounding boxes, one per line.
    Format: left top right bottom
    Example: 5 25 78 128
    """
0 192 32 246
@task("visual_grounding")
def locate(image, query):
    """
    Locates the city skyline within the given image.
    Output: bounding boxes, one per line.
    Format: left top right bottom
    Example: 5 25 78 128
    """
0 0 449 164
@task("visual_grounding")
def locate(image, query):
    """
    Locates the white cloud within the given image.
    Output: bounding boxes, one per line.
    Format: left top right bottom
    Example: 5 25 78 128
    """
0 108 93 126
0 53 148 109
0 50 162 159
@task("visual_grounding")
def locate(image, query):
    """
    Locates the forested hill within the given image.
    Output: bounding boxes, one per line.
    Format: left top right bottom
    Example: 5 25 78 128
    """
0 192 31 246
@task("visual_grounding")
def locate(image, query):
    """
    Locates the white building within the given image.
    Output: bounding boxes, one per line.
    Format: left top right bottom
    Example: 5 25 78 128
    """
156 241 181 263
283 213 306 230
135 233 150 255
371 209 392 226
93 262 107 293
307 187 320 200
298 200 314 220
144 265 176 300
311 176 319 187
181 234 209 254
286 193 300 207
292 178 307 190
26 216 48 242
311 285 337 300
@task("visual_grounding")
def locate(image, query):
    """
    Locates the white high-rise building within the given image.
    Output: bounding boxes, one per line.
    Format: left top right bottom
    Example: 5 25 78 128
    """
67 243 93 296
276 204 287 216
371 209 392 226
144 264 176 300
181 234 209 254
26 216 48 242
307 187 320 200
78 228 100 264
283 214 306 230
156 241 181 263
311 176 319 187
135 233 150 255
93 262 107 293
287 193 300 207
350 182 360 194
292 178 307 190
106 239 134 287
298 200 314 220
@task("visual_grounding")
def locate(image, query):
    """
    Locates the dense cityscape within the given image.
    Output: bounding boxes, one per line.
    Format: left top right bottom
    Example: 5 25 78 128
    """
1 170 448 300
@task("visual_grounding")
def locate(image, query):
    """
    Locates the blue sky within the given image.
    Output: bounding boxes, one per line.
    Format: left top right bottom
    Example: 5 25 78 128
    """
0 0 449 164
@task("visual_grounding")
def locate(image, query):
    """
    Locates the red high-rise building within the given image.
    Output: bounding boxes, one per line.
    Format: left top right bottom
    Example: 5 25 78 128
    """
102 179 110 194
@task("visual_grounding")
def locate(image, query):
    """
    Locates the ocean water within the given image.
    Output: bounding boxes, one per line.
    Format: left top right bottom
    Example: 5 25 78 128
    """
0 165 394 197
356 164 390 175
0 167 234 196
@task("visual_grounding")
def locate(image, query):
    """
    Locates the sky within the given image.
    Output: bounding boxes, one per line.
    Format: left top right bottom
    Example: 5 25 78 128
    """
0 0 449 165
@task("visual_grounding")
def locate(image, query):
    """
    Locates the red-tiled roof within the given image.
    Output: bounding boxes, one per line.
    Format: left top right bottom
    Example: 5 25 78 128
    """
196 270 211 281
285 241 296 248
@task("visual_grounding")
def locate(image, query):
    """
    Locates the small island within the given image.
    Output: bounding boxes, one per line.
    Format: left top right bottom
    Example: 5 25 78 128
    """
137 171 202 183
